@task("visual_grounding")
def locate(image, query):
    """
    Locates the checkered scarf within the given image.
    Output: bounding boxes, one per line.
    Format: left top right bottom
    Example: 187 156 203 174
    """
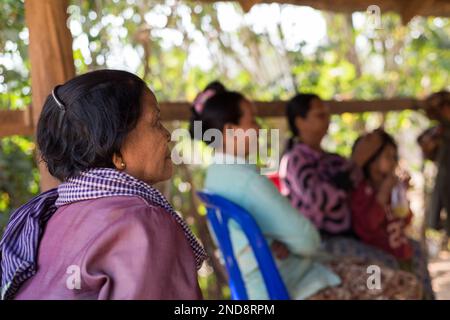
0 168 206 300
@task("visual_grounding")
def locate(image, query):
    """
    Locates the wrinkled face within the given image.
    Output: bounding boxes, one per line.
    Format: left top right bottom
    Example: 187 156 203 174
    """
116 89 172 185
224 99 260 157
295 98 330 142
369 144 398 184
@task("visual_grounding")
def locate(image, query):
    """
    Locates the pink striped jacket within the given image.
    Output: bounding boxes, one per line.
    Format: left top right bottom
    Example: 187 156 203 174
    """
279 143 361 235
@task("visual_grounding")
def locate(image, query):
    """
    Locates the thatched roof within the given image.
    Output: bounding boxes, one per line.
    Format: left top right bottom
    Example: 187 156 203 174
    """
202 0 450 23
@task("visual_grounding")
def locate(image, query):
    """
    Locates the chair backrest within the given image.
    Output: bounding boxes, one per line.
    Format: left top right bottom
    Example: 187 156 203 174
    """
197 190 290 300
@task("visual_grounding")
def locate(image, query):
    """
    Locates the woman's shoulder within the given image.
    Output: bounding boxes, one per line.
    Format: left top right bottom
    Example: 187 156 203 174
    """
68 195 163 212
56 195 178 231
283 142 319 162
206 162 256 184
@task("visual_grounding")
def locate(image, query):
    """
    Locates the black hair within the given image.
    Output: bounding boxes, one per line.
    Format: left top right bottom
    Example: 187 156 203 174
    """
37 69 147 181
353 129 398 180
285 93 320 151
189 81 245 144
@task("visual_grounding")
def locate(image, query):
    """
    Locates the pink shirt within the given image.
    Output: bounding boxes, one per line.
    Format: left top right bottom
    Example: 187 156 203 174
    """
280 143 361 235
14 196 202 300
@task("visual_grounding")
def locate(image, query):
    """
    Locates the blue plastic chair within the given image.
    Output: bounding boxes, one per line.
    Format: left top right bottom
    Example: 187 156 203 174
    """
197 190 290 300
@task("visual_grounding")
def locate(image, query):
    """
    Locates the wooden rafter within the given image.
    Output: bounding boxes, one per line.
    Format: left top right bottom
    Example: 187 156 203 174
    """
159 97 420 120
238 0 262 12
200 0 450 19
401 0 436 24
0 98 421 139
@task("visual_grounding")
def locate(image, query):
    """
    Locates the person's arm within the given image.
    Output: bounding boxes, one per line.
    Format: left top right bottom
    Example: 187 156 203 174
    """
283 152 350 231
81 205 202 300
241 171 321 257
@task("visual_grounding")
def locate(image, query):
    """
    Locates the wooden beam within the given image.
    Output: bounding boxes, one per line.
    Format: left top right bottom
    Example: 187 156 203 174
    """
25 0 75 191
0 98 421 138
201 0 450 18
159 97 420 121
401 0 435 24
238 0 262 12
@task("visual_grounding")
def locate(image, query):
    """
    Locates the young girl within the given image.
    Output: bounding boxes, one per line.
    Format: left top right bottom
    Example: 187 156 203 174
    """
191 85 420 300
351 128 434 298
351 129 413 261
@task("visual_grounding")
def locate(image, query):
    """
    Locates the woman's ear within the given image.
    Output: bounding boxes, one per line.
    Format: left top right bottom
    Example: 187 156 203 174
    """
112 152 126 170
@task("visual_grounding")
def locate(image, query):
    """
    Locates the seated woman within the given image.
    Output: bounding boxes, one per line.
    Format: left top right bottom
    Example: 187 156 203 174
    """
279 94 399 268
351 129 434 299
0 70 206 300
279 94 358 235
190 84 420 300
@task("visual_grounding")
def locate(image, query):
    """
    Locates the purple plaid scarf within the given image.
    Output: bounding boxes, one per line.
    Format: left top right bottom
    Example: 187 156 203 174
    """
0 168 206 300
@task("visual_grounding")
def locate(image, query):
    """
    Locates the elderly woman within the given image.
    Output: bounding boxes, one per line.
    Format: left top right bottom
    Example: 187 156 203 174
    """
0 70 206 300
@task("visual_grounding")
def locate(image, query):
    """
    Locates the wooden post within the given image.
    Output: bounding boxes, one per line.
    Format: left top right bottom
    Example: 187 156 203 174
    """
25 0 75 191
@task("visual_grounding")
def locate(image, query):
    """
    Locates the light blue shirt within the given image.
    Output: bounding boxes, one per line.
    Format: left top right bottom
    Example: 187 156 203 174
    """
205 153 341 299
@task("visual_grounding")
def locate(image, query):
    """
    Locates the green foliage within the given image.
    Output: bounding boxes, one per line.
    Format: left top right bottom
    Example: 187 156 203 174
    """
0 136 39 232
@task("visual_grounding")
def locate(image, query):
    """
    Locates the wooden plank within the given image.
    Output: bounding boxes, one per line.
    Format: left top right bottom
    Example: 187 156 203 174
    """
0 97 421 138
159 97 420 121
401 0 435 24
25 0 76 191
199 0 450 18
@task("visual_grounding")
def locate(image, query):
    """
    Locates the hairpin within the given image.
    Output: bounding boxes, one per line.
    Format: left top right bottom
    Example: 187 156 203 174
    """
52 85 66 111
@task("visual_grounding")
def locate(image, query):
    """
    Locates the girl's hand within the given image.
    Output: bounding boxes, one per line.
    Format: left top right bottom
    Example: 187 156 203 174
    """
376 174 398 206
396 167 411 189
271 240 290 260
351 131 383 167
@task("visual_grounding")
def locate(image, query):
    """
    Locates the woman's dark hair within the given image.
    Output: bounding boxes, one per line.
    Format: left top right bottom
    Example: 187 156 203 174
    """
353 129 398 180
285 93 320 151
37 69 147 181
189 81 246 144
